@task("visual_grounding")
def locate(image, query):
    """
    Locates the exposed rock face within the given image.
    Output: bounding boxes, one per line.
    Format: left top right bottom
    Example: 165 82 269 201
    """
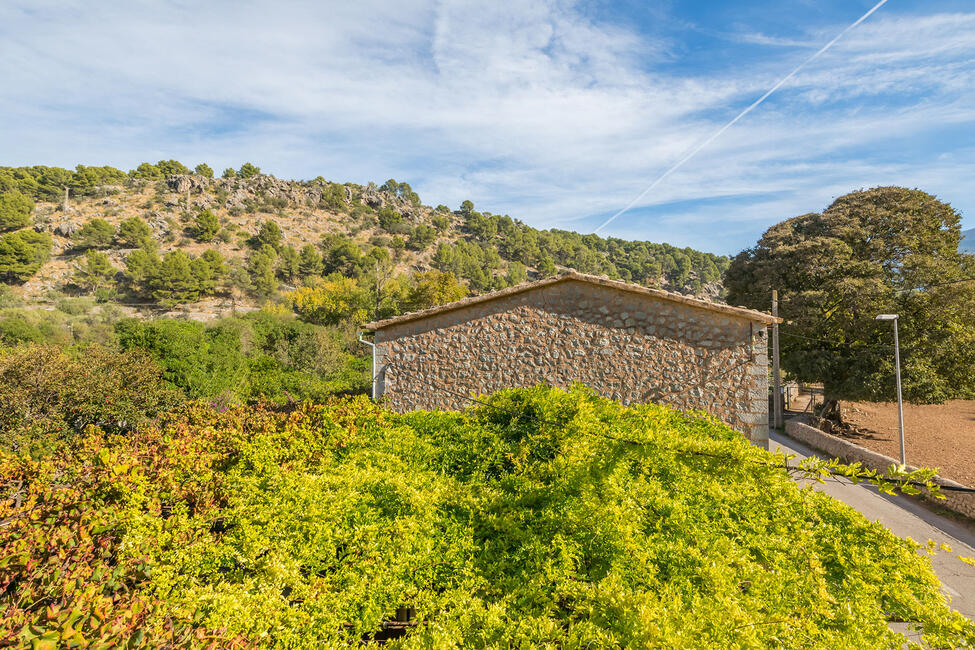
53 221 82 237
147 213 171 236
360 186 386 209
359 185 421 220
166 175 212 194
373 278 770 444
165 174 347 211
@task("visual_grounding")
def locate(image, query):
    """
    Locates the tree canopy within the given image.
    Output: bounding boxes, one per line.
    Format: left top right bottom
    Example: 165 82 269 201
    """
0 191 33 232
73 249 116 293
194 209 220 242
73 219 116 249
116 216 152 249
0 231 52 283
726 186 975 407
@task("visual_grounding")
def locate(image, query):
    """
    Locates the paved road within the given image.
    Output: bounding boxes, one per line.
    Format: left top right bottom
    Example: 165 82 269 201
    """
771 430 975 622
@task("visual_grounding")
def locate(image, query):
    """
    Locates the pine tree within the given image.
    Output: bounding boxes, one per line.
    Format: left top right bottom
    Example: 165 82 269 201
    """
0 191 33 232
73 219 115 249
117 216 152 248
247 245 278 296
73 249 116 293
254 220 282 251
123 246 161 298
298 244 323 279
0 231 52 283
277 245 300 284
152 250 199 307
194 209 220 242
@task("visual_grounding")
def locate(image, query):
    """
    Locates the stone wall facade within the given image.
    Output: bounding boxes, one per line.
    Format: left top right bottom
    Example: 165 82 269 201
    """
373 278 770 444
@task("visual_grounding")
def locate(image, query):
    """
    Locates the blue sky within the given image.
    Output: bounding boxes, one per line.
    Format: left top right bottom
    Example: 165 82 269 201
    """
1 0 973 255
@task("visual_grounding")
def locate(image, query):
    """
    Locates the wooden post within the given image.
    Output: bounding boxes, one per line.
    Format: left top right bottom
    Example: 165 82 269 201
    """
772 290 783 429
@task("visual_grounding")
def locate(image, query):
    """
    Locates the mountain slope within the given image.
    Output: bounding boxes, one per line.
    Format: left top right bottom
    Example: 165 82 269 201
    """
962 227 975 253
0 163 729 320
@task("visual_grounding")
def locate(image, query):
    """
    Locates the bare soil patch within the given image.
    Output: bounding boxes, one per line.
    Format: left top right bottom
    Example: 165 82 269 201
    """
828 400 975 487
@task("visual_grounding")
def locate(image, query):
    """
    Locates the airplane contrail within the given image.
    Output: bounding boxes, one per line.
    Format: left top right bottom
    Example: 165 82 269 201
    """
592 0 890 235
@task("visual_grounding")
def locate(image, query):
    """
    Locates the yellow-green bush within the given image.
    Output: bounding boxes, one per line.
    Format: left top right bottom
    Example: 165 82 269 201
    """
2 387 973 648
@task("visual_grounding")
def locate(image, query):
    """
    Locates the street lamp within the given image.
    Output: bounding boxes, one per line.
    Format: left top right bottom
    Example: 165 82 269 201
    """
876 314 906 465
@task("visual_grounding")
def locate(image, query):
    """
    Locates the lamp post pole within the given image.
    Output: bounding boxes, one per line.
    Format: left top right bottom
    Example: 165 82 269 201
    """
877 314 905 465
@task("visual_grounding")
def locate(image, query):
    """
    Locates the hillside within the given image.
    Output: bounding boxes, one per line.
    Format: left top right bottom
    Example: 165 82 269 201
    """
963 227 975 253
0 162 728 321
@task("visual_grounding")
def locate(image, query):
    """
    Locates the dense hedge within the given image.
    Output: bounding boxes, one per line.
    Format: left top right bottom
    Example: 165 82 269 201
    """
0 343 180 457
2 387 972 648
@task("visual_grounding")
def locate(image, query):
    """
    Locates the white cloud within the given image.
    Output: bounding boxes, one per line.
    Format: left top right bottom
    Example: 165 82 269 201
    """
0 1 973 254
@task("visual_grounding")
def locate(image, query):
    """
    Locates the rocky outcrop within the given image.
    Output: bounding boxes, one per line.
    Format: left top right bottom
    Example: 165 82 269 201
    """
166 175 212 194
147 213 171 236
360 184 421 221
53 221 82 237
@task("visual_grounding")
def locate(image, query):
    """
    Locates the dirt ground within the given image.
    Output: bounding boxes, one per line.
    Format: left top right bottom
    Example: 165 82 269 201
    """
808 399 975 488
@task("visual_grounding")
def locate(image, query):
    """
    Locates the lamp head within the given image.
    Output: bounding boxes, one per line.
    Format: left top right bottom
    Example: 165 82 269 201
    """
876 314 898 321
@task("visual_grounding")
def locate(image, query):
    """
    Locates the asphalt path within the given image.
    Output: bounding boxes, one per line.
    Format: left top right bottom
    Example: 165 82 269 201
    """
770 430 975 625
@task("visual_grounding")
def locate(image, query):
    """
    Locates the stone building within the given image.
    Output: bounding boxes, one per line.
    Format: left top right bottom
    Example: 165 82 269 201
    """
363 272 779 446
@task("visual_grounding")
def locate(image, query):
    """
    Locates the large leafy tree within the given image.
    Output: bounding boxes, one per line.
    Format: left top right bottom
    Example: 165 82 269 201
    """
726 187 975 415
402 270 468 313
284 275 370 325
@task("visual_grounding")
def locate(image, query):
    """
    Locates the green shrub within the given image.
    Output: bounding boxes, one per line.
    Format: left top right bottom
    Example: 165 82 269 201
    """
2 388 972 647
114 313 368 403
56 296 96 315
0 343 179 456
115 318 248 400
0 312 48 345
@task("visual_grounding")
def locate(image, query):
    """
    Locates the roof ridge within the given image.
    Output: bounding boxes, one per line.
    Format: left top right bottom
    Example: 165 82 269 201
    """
364 271 779 330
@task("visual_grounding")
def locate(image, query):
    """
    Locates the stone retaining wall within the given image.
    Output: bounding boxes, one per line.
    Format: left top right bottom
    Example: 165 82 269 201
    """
785 417 975 519
374 278 770 444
